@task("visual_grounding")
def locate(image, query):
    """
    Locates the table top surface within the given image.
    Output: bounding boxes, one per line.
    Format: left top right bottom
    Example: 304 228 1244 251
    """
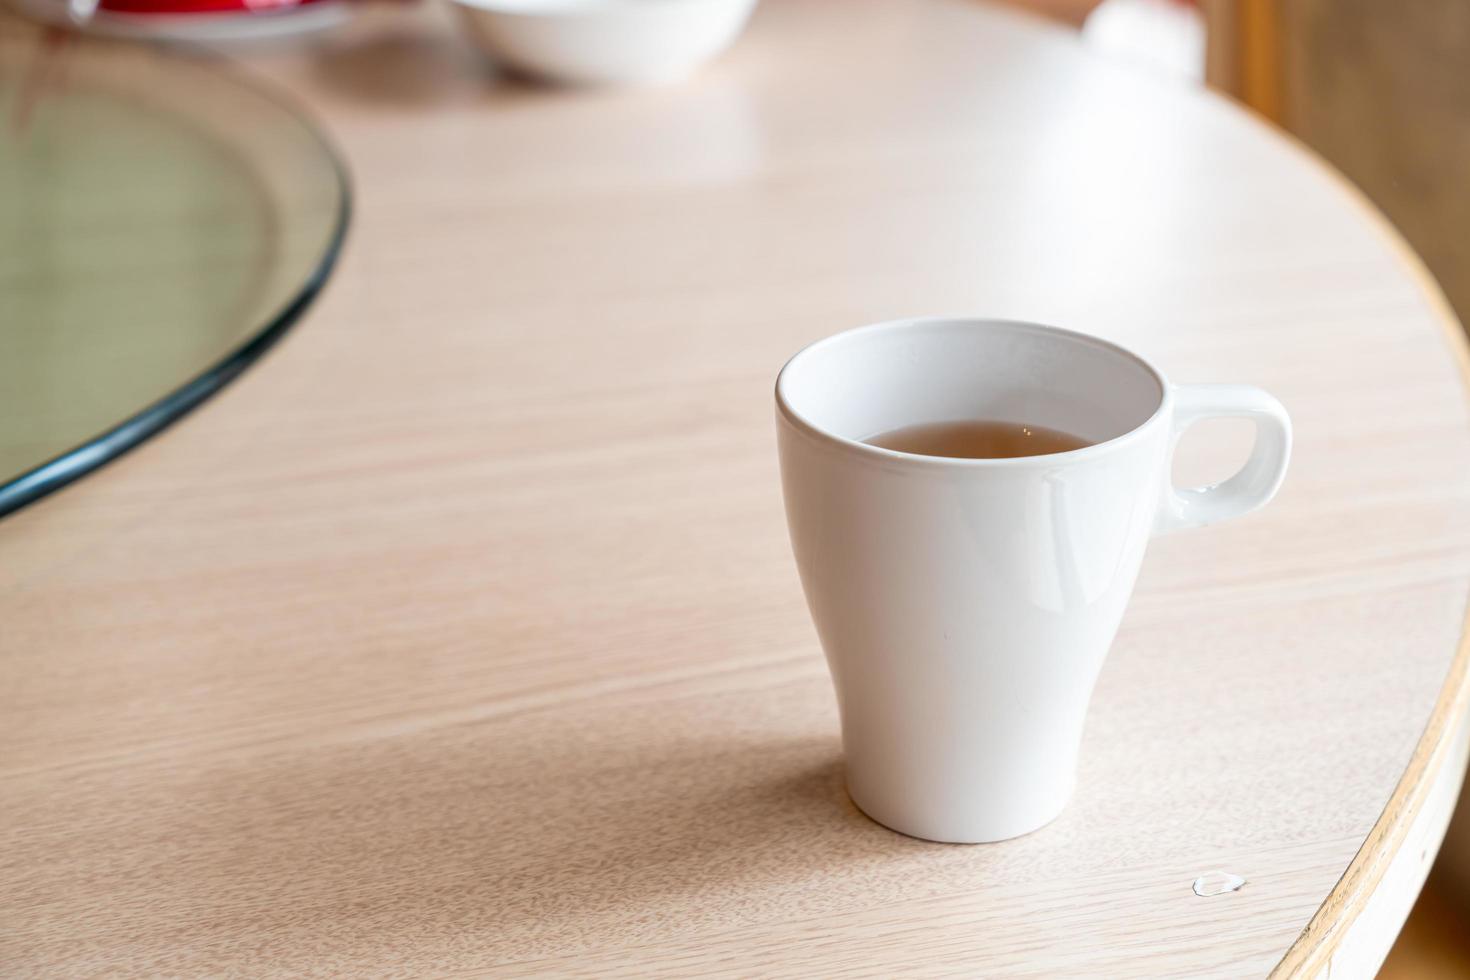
5 1 1470 975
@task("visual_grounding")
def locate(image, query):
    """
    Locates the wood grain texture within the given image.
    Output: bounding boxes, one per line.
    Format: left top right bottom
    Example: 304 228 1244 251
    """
3 1 1469 975
1257 142 1470 980
1314 711 1469 980
1204 3 1470 947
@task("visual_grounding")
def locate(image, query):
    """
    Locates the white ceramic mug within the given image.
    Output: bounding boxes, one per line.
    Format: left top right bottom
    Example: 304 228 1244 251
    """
775 318 1291 843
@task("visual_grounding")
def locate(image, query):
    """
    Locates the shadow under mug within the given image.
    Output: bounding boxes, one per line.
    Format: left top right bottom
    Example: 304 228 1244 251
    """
775 318 1291 843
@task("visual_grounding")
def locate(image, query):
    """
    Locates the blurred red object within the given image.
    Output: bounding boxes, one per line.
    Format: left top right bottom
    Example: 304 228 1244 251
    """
10 0 353 40
92 0 332 13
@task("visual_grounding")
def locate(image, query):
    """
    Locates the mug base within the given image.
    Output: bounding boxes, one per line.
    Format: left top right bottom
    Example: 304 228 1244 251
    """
845 777 1073 844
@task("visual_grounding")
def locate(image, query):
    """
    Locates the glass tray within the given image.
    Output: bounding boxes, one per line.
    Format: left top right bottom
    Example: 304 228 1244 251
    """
0 17 349 516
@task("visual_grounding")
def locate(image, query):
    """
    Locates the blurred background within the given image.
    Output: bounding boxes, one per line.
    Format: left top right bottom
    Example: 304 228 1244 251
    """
4 0 1468 971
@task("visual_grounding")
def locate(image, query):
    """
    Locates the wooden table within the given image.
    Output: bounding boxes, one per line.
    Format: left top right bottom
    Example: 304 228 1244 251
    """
5 1 1469 976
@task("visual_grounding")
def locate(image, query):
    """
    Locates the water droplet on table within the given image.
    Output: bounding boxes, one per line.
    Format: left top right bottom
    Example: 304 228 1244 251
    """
1192 871 1246 897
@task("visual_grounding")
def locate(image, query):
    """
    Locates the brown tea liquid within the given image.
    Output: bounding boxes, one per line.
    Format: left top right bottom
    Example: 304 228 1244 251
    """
864 419 1092 459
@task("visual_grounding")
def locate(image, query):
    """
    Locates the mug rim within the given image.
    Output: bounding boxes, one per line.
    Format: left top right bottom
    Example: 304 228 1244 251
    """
774 317 1173 468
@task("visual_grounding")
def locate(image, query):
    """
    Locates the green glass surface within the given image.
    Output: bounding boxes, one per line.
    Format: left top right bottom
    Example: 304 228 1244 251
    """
0 19 347 514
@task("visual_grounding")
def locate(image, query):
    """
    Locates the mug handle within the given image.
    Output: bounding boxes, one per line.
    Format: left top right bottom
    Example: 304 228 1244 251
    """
1154 384 1292 534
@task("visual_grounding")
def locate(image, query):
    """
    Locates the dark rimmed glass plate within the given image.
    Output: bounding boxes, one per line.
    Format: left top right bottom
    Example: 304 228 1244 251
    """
0 18 349 517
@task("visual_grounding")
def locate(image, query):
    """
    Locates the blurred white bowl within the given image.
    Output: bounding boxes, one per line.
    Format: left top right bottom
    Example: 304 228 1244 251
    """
450 0 757 87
